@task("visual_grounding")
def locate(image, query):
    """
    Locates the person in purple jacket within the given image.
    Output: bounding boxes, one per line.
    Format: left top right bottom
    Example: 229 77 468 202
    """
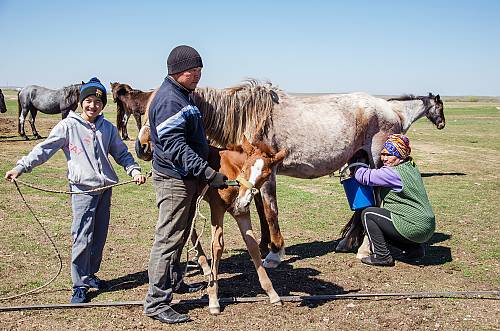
354 134 435 266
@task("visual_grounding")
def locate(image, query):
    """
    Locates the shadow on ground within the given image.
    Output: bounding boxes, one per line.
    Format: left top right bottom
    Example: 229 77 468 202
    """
421 172 466 177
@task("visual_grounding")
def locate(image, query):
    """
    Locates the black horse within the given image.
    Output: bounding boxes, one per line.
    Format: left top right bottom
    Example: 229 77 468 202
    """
0 89 7 114
17 84 81 139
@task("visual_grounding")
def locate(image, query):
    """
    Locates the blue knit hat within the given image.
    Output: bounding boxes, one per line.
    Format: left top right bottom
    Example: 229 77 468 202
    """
80 77 107 106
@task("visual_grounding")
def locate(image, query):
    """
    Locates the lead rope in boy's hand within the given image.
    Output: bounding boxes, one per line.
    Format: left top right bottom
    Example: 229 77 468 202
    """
1 170 153 301
11 170 153 195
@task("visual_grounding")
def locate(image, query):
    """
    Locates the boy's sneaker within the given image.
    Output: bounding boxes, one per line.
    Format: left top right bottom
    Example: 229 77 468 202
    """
88 275 108 290
71 287 89 304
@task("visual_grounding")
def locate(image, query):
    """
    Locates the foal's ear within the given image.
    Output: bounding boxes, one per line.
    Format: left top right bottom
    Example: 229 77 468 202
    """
242 136 255 156
435 94 441 101
271 148 287 166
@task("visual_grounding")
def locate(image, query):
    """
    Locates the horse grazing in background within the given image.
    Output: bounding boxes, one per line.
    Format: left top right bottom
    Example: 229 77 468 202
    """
202 138 286 314
135 81 445 268
17 84 81 139
0 89 7 113
110 82 154 140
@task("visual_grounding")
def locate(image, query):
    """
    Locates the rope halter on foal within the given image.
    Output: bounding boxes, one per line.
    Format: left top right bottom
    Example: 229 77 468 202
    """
226 176 260 196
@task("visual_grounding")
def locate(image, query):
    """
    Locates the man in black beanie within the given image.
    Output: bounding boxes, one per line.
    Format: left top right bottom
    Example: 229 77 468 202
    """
142 45 228 324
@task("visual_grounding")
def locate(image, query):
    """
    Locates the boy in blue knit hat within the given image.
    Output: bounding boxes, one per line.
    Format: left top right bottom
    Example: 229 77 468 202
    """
5 77 147 303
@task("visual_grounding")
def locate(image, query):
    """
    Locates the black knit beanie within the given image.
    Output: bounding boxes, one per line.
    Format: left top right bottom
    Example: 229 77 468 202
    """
80 77 107 106
167 45 203 75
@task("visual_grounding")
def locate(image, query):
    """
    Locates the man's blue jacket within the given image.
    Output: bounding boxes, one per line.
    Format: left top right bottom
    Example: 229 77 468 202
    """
149 76 210 179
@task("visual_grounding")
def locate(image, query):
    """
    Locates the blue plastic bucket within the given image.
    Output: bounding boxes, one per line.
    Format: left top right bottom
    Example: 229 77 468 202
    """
340 163 375 211
341 177 375 211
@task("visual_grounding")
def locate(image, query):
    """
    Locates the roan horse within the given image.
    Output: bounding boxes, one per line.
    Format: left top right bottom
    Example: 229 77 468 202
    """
0 89 7 114
135 81 445 268
110 82 153 140
17 84 81 139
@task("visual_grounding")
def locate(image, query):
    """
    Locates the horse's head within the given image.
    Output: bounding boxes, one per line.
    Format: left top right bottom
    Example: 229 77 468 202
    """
0 89 6 113
230 137 286 214
110 82 132 102
135 125 153 161
425 93 445 129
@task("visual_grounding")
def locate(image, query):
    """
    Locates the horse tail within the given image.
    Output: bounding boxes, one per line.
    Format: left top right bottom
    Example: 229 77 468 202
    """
339 210 364 250
116 98 125 133
17 90 23 119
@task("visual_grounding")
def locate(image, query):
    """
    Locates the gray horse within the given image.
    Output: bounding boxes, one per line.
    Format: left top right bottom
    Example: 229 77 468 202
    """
135 81 445 267
0 89 7 113
193 82 445 267
17 84 81 139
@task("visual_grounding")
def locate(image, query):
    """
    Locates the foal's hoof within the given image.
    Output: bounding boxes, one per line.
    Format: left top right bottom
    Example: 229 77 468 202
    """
209 306 220 315
271 298 283 306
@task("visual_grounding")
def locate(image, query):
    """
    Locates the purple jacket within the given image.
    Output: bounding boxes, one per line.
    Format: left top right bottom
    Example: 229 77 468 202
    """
355 166 403 192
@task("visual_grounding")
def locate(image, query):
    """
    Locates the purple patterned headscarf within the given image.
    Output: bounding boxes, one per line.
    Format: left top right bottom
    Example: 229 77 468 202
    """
382 134 411 159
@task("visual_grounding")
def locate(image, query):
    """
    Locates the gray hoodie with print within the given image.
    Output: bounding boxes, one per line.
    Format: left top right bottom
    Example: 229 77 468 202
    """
14 111 141 193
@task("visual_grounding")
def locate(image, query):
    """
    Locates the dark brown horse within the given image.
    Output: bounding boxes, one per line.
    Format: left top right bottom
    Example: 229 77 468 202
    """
0 89 7 114
110 82 154 140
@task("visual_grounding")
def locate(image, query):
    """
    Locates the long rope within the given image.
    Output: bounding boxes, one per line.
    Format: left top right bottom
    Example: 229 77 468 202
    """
12 171 151 195
0 181 63 301
184 184 210 276
1 173 151 301
0 290 498 312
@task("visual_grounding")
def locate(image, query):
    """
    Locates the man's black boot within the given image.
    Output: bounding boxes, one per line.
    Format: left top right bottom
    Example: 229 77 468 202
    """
150 306 191 324
174 281 206 294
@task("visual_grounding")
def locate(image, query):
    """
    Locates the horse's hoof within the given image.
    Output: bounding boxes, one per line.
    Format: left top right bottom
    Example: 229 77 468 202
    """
270 296 282 305
272 299 283 306
34 135 42 140
262 258 281 269
262 250 283 268
209 306 220 315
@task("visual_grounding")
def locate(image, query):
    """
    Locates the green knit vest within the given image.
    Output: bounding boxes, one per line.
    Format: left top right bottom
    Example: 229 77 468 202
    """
381 160 435 243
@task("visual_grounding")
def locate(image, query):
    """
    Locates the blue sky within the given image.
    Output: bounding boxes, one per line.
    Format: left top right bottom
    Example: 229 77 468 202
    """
1 0 499 96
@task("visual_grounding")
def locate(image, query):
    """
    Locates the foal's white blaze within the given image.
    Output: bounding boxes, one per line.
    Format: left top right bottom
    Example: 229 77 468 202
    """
237 158 264 209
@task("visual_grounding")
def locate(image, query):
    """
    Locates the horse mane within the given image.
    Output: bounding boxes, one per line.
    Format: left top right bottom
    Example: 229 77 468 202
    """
193 80 281 147
388 93 438 110
64 84 81 105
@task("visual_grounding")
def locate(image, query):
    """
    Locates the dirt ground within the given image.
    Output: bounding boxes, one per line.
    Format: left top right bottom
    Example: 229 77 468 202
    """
0 106 499 331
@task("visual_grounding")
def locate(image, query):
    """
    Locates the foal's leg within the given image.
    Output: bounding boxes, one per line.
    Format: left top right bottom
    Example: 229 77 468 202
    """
207 206 225 314
232 212 281 305
259 173 285 268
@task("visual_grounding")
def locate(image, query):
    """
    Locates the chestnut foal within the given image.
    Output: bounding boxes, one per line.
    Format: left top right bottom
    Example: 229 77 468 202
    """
199 138 286 314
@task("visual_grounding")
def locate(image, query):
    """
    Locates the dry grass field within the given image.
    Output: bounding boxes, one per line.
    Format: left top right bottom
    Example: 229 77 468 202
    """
0 90 499 330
